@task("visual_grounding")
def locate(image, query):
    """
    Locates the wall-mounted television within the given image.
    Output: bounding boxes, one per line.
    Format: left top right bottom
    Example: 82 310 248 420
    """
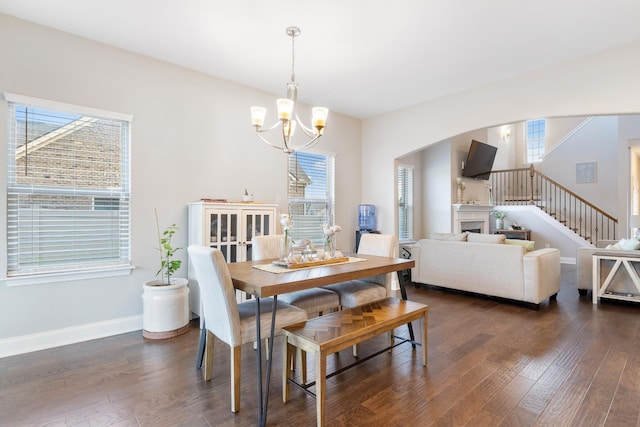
462 140 497 180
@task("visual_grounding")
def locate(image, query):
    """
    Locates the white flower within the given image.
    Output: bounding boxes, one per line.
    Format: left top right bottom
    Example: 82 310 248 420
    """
280 213 293 231
322 224 342 236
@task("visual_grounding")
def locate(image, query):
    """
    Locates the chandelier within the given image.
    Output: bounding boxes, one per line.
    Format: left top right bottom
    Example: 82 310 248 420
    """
250 26 329 154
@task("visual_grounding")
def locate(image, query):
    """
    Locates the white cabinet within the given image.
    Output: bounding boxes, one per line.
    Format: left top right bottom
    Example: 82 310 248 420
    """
187 202 278 315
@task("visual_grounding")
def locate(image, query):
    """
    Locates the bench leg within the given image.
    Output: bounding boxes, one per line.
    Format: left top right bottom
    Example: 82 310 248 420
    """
316 351 326 427
283 338 293 403
421 314 428 366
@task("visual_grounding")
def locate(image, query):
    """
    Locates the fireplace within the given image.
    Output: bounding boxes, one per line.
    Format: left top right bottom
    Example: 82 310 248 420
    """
460 221 484 233
452 204 493 234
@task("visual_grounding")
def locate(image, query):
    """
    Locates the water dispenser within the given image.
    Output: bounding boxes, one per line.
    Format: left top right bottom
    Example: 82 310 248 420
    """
358 204 376 231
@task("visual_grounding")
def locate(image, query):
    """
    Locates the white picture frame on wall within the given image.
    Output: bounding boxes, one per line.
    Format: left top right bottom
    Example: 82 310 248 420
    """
576 161 597 184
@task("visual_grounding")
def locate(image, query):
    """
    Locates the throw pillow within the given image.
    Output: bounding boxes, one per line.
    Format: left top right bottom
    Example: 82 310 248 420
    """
606 238 626 250
467 233 506 244
431 232 468 242
621 237 640 250
505 239 535 252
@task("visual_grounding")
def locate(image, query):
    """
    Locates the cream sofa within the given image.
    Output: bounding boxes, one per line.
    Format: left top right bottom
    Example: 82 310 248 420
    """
576 240 640 296
411 233 561 308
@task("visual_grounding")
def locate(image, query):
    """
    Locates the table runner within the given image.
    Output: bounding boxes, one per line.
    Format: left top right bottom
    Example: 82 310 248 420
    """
253 256 366 274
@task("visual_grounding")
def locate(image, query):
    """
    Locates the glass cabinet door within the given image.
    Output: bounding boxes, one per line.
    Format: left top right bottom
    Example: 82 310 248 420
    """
206 210 239 262
243 210 273 261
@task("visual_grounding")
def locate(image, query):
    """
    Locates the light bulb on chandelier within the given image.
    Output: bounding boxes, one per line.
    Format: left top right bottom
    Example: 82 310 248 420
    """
250 26 329 154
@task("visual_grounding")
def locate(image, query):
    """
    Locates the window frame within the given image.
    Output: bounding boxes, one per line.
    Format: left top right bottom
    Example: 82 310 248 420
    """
397 164 414 243
287 150 336 247
525 119 546 164
3 93 133 286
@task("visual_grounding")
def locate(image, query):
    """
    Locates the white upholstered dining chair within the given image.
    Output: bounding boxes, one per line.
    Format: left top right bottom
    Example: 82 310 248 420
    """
323 233 397 356
187 245 307 413
324 233 397 307
252 234 341 318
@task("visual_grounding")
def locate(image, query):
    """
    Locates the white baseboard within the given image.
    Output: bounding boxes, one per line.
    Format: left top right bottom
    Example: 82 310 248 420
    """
0 315 143 358
561 257 576 264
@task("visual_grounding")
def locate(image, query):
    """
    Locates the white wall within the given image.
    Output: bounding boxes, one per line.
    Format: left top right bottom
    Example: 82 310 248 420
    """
362 40 640 240
539 116 619 213
0 15 361 354
421 141 452 237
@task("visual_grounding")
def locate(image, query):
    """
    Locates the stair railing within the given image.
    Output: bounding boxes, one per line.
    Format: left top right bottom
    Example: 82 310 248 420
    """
489 165 618 243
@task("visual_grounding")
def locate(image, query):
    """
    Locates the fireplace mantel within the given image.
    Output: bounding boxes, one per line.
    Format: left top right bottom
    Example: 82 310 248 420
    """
452 204 494 233
452 204 494 212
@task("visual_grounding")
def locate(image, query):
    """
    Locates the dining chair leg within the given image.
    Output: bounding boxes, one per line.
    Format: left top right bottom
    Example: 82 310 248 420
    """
265 338 270 360
288 347 308 384
203 330 215 381
231 345 241 413
196 320 206 368
300 349 307 385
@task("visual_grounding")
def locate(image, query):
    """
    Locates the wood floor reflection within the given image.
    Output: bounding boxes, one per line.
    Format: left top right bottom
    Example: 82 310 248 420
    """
2 264 640 426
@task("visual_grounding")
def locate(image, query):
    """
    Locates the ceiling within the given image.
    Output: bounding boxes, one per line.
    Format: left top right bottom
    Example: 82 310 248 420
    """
1 1 639 119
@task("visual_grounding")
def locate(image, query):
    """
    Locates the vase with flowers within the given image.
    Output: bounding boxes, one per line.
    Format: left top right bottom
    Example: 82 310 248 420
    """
322 223 342 258
491 210 507 230
280 213 293 261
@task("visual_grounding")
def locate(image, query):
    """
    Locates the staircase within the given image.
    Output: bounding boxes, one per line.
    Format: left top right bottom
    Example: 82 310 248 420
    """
489 165 618 243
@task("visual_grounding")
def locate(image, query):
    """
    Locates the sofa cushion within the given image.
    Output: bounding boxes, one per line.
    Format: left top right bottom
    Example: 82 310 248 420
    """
467 233 505 244
505 239 535 252
431 232 468 242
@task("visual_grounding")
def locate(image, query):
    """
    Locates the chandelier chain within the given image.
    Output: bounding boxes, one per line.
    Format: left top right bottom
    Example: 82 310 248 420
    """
290 29 296 84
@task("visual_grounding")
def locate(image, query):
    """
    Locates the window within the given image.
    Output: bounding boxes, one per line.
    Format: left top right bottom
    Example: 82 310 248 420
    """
6 94 131 281
288 151 335 246
397 165 414 242
526 119 546 163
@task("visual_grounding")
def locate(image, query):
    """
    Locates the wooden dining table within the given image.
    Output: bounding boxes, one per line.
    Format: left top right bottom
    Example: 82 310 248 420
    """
225 254 415 426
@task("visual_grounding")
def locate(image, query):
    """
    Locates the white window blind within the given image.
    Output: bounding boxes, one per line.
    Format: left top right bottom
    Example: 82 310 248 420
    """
288 151 335 246
526 119 546 163
397 165 414 242
6 96 131 277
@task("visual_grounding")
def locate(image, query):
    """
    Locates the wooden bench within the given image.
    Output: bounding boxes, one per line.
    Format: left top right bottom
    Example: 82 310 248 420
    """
282 297 428 426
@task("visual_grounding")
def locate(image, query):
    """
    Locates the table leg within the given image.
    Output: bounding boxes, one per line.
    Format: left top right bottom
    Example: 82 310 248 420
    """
397 270 416 347
592 256 599 304
255 297 263 424
261 295 278 427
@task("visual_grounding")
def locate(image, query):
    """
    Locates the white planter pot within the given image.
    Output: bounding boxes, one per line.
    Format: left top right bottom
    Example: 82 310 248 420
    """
142 278 190 339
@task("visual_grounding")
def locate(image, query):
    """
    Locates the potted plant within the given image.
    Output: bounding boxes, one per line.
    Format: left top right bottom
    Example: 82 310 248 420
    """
242 188 254 202
491 210 507 230
142 210 190 339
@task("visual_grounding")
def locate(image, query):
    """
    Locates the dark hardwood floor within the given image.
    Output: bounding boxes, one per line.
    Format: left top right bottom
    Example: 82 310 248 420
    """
2 264 640 426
